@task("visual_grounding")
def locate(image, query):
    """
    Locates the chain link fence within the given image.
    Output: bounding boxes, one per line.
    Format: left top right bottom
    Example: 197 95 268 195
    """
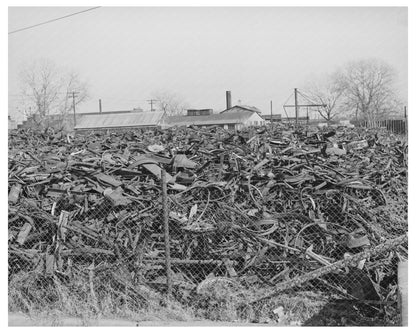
8 125 408 325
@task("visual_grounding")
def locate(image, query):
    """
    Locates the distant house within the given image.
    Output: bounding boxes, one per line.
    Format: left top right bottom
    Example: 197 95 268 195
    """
281 116 309 124
261 114 282 123
74 111 164 132
164 105 266 130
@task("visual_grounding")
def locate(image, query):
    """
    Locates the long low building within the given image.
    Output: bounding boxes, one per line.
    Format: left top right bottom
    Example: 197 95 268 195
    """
164 105 266 130
74 111 165 132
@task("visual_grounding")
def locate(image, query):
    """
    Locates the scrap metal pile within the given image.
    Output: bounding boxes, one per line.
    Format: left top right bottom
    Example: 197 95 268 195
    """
8 124 408 313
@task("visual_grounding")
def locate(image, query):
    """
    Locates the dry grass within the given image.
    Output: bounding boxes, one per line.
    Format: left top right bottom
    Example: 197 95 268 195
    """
249 290 329 324
8 270 195 325
11 270 390 326
190 277 328 324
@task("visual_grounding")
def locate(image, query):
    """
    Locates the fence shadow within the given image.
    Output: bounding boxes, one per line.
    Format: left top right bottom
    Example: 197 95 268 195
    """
303 299 394 326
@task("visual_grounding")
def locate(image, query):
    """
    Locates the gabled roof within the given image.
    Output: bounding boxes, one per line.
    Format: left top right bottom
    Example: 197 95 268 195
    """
165 110 254 127
220 105 262 114
75 111 164 130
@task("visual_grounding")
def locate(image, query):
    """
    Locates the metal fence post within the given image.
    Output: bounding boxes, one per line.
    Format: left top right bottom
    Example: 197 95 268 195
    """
161 167 173 298
398 261 408 326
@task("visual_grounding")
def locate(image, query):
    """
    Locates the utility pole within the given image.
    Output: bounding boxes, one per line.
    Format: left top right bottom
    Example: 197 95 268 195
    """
283 88 326 126
69 91 79 128
294 88 299 125
270 100 273 127
147 99 158 112
161 168 172 299
99 99 102 113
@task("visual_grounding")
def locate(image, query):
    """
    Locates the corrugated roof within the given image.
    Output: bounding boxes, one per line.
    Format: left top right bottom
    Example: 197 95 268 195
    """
75 112 164 130
165 110 253 127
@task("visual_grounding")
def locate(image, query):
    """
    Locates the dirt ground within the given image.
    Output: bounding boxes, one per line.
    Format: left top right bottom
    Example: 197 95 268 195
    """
8 312 269 326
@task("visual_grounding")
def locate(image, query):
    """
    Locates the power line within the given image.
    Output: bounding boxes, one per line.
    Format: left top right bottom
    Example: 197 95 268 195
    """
282 92 293 119
9 94 147 101
297 90 318 106
98 97 148 102
8 7 101 35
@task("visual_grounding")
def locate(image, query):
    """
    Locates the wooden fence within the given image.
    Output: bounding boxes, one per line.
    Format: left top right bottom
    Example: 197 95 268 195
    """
361 119 407 135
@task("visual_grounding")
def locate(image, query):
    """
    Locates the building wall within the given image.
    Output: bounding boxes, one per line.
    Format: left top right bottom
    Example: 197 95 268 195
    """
243 113 267 127
262 114 282 122
162 107 267 130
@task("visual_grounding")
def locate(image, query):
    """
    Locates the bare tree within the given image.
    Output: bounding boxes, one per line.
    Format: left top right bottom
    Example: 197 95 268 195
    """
335 59 399 123
151 91 189 116
19 59 88 129
304 73 345 122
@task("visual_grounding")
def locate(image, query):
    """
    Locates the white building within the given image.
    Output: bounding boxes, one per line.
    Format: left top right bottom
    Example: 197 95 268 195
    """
165 105 266 130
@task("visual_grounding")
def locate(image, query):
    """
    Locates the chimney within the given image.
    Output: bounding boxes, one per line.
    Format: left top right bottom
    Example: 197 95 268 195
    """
226 91 232 110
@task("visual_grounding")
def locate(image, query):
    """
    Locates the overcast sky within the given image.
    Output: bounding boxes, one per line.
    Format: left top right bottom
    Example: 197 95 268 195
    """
8 6 408 122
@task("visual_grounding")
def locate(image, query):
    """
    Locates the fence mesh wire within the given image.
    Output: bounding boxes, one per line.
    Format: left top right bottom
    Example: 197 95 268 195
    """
8 124 408 326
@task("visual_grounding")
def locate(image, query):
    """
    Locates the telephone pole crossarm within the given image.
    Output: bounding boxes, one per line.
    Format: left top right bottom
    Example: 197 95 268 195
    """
147 99 159 112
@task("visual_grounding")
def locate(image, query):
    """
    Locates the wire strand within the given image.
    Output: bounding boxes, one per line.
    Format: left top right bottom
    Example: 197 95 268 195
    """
297 90 317 105
9 7 101 35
